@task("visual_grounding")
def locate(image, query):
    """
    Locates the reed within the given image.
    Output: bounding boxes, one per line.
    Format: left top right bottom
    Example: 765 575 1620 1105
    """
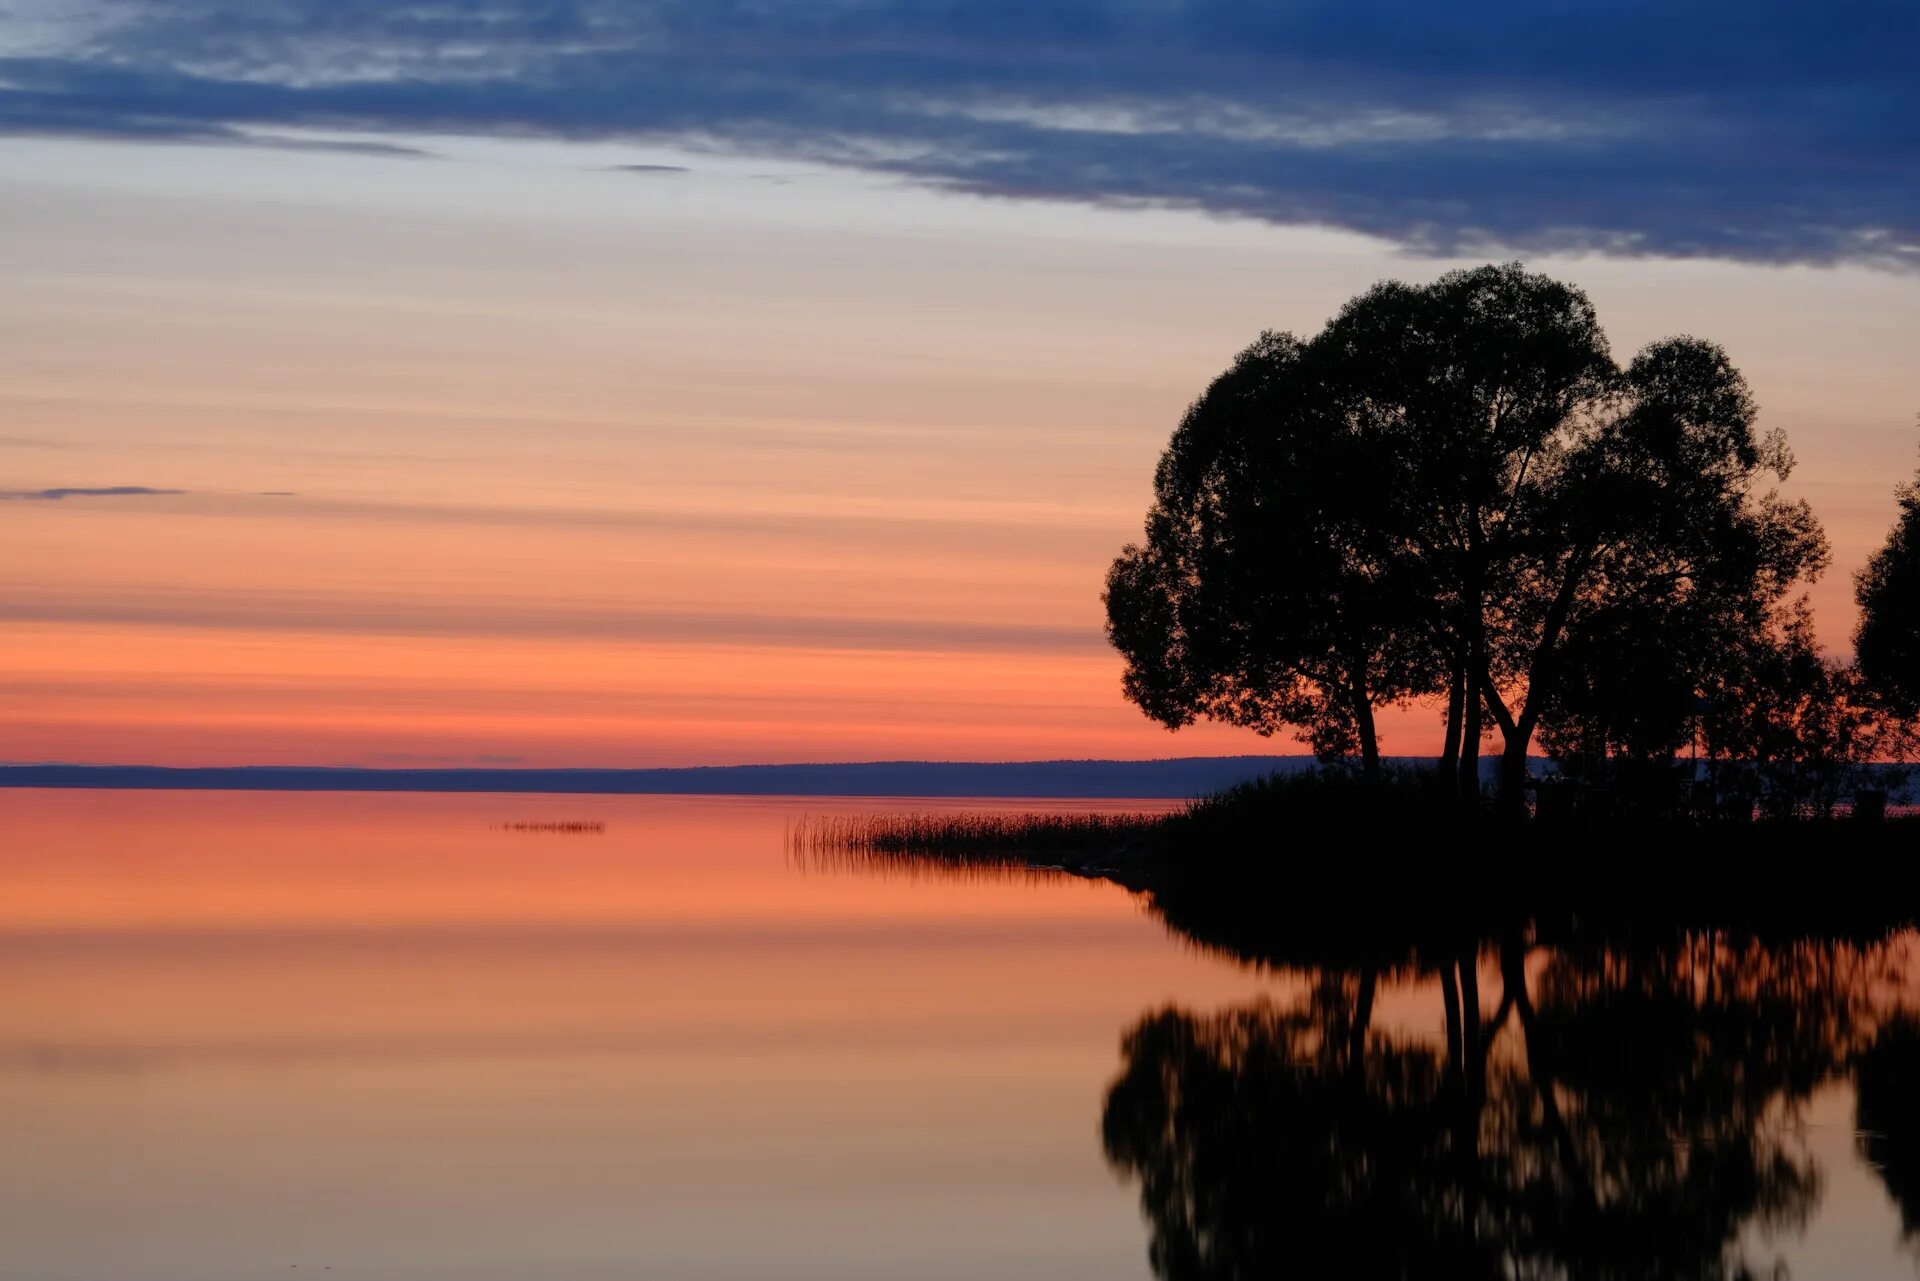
789 810 1158 864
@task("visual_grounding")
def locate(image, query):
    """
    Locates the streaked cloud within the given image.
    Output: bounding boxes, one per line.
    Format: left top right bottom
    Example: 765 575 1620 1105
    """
0 485 185 501
0 0 1913 267
0 584 1103 654
11 487 1121 561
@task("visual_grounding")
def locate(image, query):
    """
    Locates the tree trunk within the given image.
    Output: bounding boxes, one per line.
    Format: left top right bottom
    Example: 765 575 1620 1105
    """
1356 706 1381 786
1498 733 1532 819
1348 662 1381 787
1457 667 1482 807
1496 548 1594 818
1439 657 1465 780
1456 544 1487 809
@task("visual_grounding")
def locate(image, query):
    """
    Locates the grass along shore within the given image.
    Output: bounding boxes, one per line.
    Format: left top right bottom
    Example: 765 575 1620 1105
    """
792 770 1920 908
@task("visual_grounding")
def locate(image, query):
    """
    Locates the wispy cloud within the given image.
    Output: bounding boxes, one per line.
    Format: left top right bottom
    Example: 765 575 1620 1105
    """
237 132 434 158
0 486 1118 558
0 1 1913 268
0 485 185 501
0 584 1103 654
0 100 435 156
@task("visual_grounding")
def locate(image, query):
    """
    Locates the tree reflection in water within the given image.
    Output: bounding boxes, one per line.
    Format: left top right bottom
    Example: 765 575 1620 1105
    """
1857 1016 1920 1250
1103 891 1914 1280
799 834 1920 1277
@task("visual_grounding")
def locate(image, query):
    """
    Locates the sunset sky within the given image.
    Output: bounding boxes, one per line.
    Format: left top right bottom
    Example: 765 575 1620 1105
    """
4 1 1918 767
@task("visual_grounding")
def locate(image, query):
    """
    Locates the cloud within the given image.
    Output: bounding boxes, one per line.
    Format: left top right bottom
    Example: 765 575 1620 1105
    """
0 485 185 500
0 96 434 155
0 584 1104 654
605 163 688 174
1 1 1915 268
238 133 433 157
10 486 1118 559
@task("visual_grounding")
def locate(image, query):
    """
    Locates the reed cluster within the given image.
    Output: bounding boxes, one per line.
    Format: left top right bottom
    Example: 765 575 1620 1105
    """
789 810 1156 862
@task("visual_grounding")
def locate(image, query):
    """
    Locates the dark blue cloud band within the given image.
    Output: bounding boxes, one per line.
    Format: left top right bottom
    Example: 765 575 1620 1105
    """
3 0 1913 267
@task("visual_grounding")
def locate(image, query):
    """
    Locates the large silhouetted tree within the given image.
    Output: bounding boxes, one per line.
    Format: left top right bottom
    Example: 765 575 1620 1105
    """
1104 331 1433 782
1481 337 1824 804
1309 266 1618 800
1106 264 1826 809
1855 444 1920 713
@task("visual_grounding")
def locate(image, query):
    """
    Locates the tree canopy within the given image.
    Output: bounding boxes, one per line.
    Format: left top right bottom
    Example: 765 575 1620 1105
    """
1104 330 1429 778
1106 263 1828 805
1855 448 1920 713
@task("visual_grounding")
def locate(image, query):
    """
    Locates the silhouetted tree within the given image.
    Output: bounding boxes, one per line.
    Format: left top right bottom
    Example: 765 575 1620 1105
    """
1309 266 1619 802
1535 585 1708 804
1378 289 1821 807
1855 442 1920 713
1104 332 1435 782
1107 264 1826 811
1700 600 1892 818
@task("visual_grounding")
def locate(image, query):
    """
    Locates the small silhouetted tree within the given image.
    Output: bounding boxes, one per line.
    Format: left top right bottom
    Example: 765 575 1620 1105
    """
1855 441 1920 713
1700 601 1891 819
1536 588 1708 805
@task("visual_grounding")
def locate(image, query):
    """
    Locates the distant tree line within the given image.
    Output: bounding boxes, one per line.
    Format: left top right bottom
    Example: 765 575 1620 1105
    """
1106 264 1918 817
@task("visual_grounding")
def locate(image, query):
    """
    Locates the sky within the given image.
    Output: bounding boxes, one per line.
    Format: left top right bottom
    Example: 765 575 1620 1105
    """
3 0 1918 768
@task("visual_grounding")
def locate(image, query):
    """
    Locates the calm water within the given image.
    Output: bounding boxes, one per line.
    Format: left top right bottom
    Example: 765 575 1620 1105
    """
3 789 1917 1279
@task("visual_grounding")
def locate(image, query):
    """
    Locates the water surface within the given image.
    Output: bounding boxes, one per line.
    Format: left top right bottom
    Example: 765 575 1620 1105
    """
2 790 1916 1278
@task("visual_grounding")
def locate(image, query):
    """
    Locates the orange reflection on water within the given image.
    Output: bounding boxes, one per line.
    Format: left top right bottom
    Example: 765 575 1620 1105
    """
0 789 1184 932
0 788 1272 1281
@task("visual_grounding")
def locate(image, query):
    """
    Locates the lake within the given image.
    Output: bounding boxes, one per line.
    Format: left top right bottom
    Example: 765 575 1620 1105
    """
3 789 1916 1279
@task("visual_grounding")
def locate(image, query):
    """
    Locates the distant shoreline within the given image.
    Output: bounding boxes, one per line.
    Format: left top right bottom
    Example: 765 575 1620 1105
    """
0 756 1376 799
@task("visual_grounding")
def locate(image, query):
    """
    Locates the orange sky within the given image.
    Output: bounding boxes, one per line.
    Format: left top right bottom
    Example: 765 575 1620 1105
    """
5 136 1919 766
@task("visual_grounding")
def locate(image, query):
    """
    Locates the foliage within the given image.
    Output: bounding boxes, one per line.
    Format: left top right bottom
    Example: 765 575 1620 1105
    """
1106 263 1828 803
1700 601 1901 819
1855 440 1920 714
1104 330 1430 775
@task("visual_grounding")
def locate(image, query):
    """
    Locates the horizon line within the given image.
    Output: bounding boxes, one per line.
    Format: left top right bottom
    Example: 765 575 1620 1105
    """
0 755 1426 798
2 752 1342 772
